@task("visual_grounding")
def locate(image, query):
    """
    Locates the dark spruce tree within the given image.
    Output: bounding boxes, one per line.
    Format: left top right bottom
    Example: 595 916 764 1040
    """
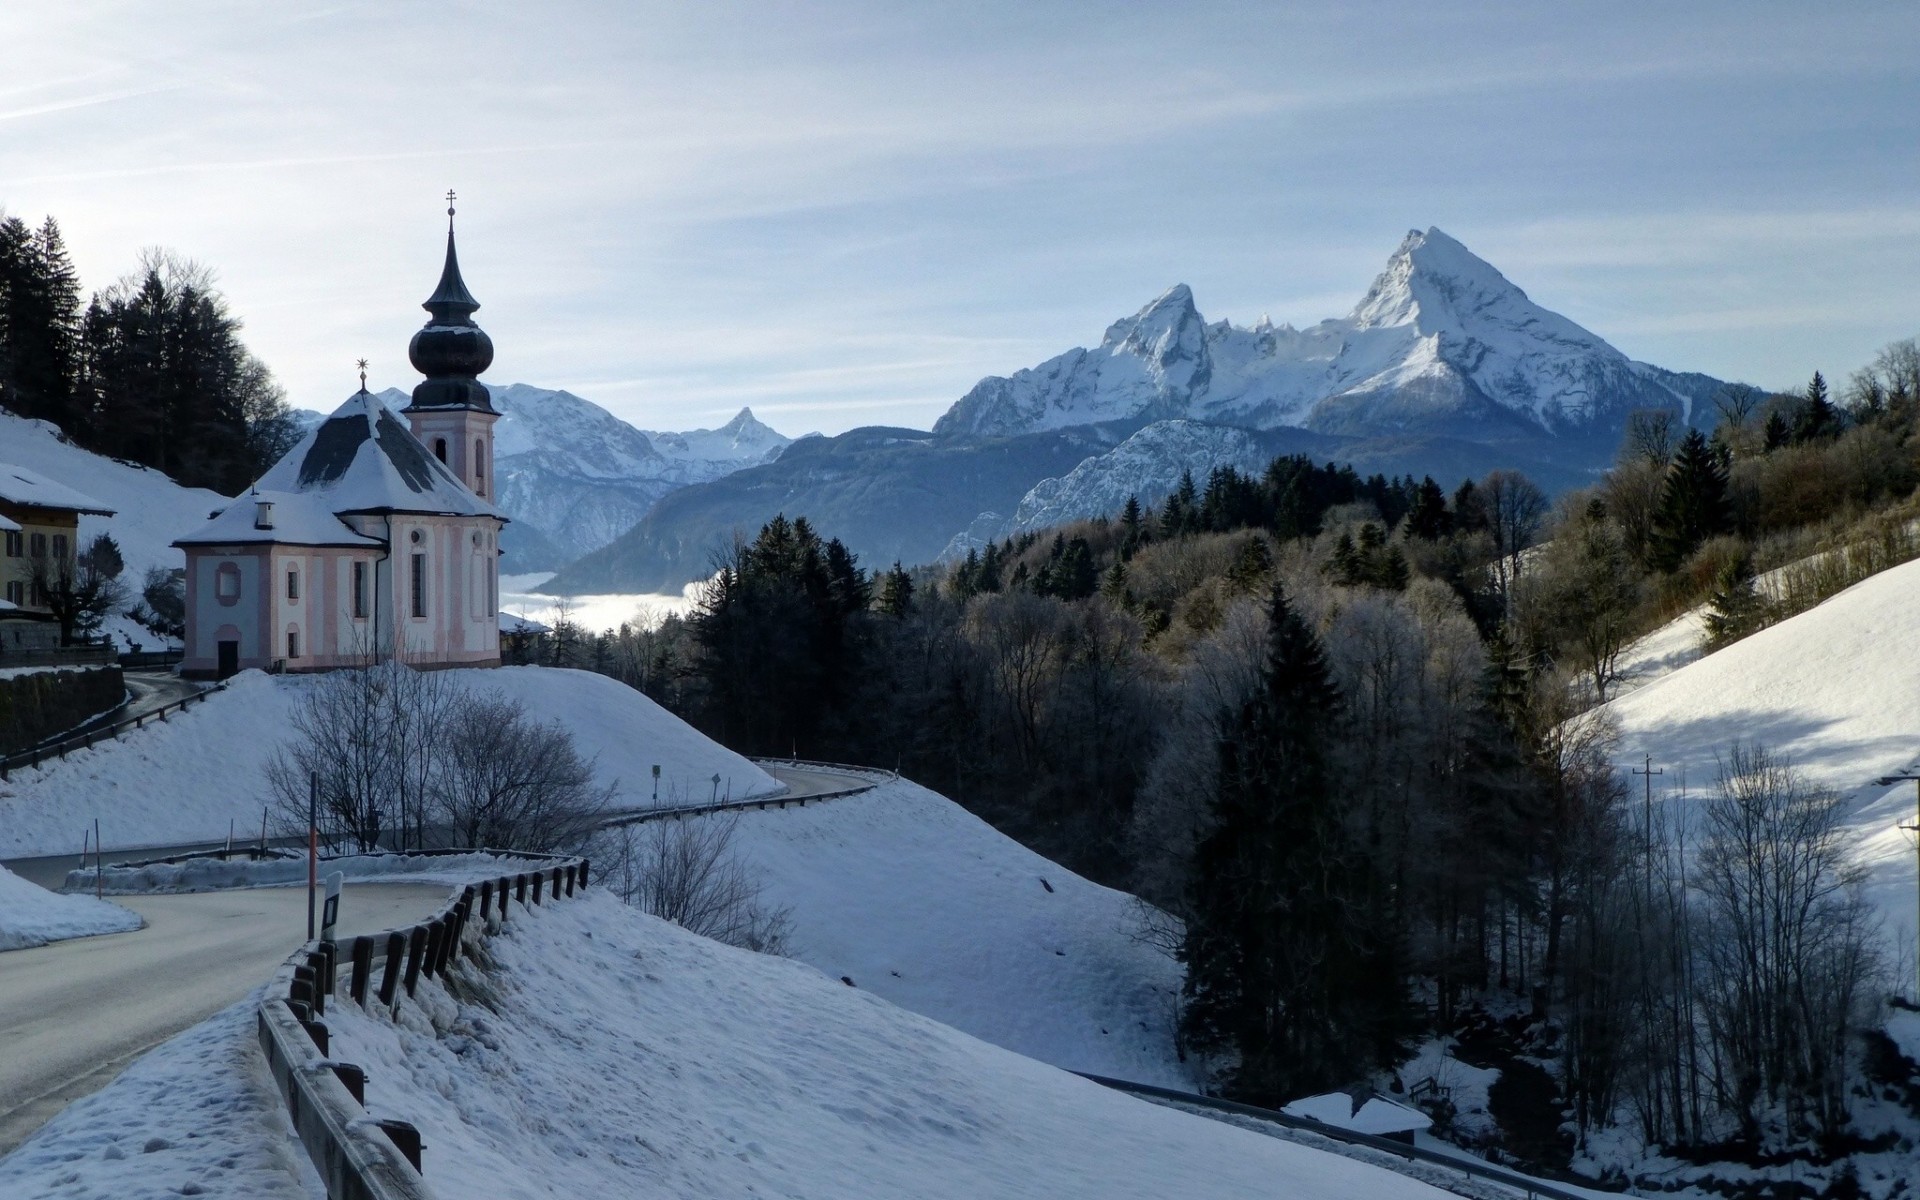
1179 580 1414 1103
1648 428 1731 572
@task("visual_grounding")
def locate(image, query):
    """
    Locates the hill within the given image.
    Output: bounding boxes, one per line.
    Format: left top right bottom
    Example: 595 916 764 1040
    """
1596 555 1920 944
0 666 776 859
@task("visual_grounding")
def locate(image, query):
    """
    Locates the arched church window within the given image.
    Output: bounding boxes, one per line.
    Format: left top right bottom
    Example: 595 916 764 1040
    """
434 437 448 463
474 439 486 495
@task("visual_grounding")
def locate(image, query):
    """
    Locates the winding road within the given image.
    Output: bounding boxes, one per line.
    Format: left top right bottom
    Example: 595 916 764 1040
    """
0 763 873 1157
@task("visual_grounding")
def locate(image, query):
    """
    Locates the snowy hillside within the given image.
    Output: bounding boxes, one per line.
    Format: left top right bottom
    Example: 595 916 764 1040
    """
316 891 1454 1200
934 228 1726 447
700 778 1190 1086
0 406 223 586
1597 556 1920 944
0 666 777 858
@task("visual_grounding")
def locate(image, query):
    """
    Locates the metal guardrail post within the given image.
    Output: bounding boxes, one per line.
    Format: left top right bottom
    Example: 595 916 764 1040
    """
351 936 374 1003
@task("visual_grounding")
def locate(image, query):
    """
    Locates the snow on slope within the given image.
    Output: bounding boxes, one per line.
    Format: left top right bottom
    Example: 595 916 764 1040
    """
0 998 318 1199
702 778 1190 1087
0 666 776 858
934 228 1716 444
327 890 1454 1200
0 862 141 951
1598 555 1920 944
0 407 224 586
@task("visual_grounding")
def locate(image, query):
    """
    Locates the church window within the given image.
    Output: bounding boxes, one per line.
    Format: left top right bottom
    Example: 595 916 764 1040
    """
352 561 368 618
215 562 241 606
287 567 300 601
287 629 301 659
411 553 427 618
474 439 486 495
434 437 448 463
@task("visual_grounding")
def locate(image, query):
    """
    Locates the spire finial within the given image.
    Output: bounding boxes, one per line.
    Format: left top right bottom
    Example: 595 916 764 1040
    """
356 358 369 391
446 188 457 230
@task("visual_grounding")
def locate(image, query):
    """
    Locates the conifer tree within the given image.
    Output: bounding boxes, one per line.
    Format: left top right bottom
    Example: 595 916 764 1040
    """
1761 409 1792 452
1118 495 1146 559
1179 581 1414 1102
1404 476 1453 540
876 561 914 617
1648 428 1731 572
1794 370 1837 443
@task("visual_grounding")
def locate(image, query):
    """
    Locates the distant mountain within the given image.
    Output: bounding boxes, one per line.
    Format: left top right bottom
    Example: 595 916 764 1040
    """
936 227 1728 449
543 228 1738 593
306 387 793 573
542 425 1122 594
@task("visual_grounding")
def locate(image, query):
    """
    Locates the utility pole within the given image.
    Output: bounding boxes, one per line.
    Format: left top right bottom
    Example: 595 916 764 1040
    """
1874 773 1920 1003
307 772 319 941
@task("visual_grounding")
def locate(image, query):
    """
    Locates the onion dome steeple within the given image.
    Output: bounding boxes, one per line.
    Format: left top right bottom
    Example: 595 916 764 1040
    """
404 191 496 413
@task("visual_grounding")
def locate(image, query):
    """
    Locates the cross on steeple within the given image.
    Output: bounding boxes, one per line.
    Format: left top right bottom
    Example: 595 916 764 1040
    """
356 358 369 390
446 189 457 229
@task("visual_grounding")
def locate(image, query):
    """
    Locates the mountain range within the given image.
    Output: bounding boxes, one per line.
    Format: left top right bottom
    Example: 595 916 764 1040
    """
543 227 1736 593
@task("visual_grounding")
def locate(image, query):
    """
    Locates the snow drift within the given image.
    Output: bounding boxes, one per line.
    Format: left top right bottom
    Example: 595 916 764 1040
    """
0 862 141 951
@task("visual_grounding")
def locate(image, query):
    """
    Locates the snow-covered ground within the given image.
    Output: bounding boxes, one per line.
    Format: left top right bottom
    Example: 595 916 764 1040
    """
0 862 141 951
0 998 319 1199
0 666 776 859
1599 554 1920 951
325 889 1454 1200
697 777 1190 1086
0 408 222 585
499 571 705 632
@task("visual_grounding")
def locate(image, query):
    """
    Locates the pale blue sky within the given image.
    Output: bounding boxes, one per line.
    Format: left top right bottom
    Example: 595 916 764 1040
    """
5 1 1917 435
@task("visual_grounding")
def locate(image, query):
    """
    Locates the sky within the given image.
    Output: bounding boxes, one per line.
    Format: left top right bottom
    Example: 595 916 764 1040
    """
4 0 1918 438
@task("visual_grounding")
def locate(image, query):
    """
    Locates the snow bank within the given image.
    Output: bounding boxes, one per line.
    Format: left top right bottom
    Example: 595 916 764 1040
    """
328 890 1454 1200
699 777 1190 1087
0 666 776 858
0 862 141 951
64 849 561 895
1598 555 1920 942
0 997 316 1198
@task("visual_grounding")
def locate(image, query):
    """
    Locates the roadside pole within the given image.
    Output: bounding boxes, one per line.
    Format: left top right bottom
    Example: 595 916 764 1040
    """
307 772 318 941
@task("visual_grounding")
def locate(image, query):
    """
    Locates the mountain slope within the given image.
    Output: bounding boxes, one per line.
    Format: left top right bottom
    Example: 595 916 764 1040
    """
936 228 1724 450
1596 556 1920 941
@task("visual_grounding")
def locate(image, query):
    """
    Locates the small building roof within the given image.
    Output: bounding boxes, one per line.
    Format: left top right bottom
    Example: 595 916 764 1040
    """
250 389 503 520
0 463 115 516
1281 1092 1433 1137
173 489 385 549
0 512 18 532
500 611 551 635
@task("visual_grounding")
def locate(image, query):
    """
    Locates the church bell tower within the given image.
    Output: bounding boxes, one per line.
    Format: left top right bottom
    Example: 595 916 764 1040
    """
402 191 499 501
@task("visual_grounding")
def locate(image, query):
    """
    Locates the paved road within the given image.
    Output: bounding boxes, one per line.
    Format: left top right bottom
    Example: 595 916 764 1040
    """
15 671 207 759
0 883 448 1157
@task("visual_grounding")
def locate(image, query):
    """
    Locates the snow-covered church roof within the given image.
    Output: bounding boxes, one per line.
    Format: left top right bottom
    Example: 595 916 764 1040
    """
174 388 502 548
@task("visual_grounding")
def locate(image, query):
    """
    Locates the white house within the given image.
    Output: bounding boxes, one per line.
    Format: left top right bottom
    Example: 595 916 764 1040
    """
174 210 507 678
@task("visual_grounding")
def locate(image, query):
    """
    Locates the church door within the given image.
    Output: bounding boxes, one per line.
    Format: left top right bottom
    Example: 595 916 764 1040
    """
216 640 239 679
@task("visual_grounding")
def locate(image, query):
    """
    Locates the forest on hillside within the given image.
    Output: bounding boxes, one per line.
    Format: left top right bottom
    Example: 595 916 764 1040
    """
0 211 298 494
518 336 1920 1178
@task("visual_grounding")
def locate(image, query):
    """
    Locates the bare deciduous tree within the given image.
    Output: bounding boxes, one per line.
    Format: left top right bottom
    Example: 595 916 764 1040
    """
596 813 792 954
435 690 613 852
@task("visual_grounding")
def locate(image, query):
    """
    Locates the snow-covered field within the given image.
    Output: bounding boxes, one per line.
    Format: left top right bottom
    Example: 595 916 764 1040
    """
499 571 704 632
1599 554 1920 949
323 890 1453 1200
0 862 141 951
0 666 776 858
701 778 1190 1086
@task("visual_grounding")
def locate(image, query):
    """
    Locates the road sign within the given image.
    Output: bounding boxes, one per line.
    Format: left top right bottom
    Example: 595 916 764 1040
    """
320 871 344 942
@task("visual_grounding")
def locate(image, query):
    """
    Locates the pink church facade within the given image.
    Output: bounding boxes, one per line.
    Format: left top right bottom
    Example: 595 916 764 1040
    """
175 213 509 678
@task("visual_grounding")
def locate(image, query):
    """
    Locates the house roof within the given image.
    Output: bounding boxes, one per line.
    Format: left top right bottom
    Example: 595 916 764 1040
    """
0 463 116 516
173 489 386 549
1281 1092 1433 1137
0 512 18 532
249 389 503 520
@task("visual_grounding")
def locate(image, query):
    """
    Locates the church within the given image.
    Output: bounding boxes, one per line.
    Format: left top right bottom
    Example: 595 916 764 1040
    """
175 205 507 678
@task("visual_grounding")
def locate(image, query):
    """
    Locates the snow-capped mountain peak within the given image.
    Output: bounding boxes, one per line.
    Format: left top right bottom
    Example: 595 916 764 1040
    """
933 226 1717 445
